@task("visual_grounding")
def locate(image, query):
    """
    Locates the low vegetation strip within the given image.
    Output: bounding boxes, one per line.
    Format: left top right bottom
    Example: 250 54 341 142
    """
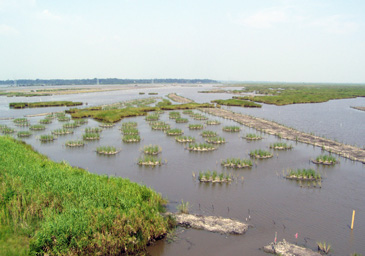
212 99 262 108
200 108 365 163
9 101 83 109
0 136 172 255
167 93 194 103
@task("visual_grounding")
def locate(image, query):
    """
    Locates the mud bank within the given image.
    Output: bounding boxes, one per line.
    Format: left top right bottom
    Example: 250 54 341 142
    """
201 108 365 164
173 213 249 234
263 239 321 256
167 93 194 103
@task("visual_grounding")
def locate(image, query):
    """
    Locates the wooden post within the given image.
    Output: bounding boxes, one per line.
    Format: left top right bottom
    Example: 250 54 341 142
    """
351 210 355 230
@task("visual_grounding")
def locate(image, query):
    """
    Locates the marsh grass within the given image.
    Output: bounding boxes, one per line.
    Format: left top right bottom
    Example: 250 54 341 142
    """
175 136 195 143
244 133 262 140
175 117 188 123
188 143 216 151
65 140 85 147
177 200 189 214
17 131 32 137
221 158 252 168
122 134 141 142
52 128 73 135
205 136 226 144
249 149 273 159
169 111 181 119
198 170 232 183
39 134 55 142
96 146 118 155
0 136 171 255
99 123 115 128
286 168 321 180
121 121 138 128
189 124 203 130
192 114 208 120
206 120 221 125
313 154 338 165
143 145 162 155
165 128 183 136
1 126 15 134
29 124 45 131
13 118 29 124
146 113 160 121
137 155 162 166
212 98 262 108
270 142 293 150
222 126 241 132
83 132 100 140
63 122 79 129
121 127 139 135
317 241 331 254
39 118 52 124
201 130 218 137
182 110 194 115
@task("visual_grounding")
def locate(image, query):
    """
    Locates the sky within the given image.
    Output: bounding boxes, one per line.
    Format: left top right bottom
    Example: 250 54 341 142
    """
0 0 364 83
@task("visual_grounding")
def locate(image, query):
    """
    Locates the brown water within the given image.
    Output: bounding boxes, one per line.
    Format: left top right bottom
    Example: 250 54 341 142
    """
1 88 364 255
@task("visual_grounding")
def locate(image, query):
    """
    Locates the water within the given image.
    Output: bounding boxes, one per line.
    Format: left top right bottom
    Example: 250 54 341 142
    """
0 86 364 255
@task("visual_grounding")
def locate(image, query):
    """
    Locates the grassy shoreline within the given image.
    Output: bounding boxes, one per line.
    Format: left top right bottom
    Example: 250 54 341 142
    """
9 101 83 109
0 136 172 255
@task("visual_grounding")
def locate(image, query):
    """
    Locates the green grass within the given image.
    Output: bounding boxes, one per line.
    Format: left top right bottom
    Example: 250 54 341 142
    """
121 127 139 135
175 117 188 123
17 131 32 138
270 142 293 150
0 136 172 255
52 129 73 135
175 136 195 143
249 149 273 158
39 134 55 142
168 111 181 119
29 124 45 131
188 143 216 151
212 98 262 108
287 168 321 180
222 126 241 132
188 124 204 130
221 158 252 168
82 132 100 140
96 146 117 155
137 155 162 166
85 127 103 133
245 133 262 140
205 136 226 144
206 120 221 125
39 118 52 124
233 84 365 106
65 140 85 147
122 134 141 142
9 101 83 109
165 128 183 136
143 145 162 155
314 154 337 164
201 130 218 137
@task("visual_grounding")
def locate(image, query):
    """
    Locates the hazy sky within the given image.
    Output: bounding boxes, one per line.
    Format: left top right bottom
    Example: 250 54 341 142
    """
0 0 364 83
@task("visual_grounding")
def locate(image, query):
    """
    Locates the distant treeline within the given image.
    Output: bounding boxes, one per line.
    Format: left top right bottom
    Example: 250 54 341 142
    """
0 78 217 86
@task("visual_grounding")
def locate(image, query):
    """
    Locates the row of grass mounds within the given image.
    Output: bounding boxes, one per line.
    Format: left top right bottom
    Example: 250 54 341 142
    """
211 98 262 108
137 155 162 166
52 128 74 135
165 128 183 136
188 143 216 152
222 125 240 132
85 127 103 133
83 132 100 141
198 170 233 183
9 100 83 109
121 121 138 128
17 131 32 137
122 134 141 143
269 142 293 150
175 117 188 123
169 111 181 119
205 136 226 144
150 121 170 130
0 126 15 134
99 123 114 128
143 144 162 155
249 149 273 159
13 118 30 127
65 140 85 147
221 158 253 168
244 133 263 140
286 168 322 181
312 154 338 165
206 120 221 125
121 127 139 135
189 124 204 130
0 136 172 255
96 146 119 155
201 130 218 137
175 135 195 143
30 124 46 130
39 134 56 142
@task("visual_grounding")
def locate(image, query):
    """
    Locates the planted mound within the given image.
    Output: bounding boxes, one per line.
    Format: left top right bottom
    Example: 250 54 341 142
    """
30 124 45 131
13 118 29 124
249 149 273 159
206 120 221 125
99 123 114 128
63 122 79 129
145 113 160 121
205 136 226 144
198 171 232 183
312 154 338 165
175 117 188 123
52 128 73 135
122 134 141 143
201 130 218 137
17 131 32 138
270 142 293 150
143 145 162 155
65 140 85 147
221 158 252 168
121 127 139 135
212 99 262 108
138 155 162 166
175 136 195 143
192 114 208 120
1 127 15 134
39 134 55 142
165 128 183 136
83 132 100 141
150 121 170 131
0 136 171 255
39 118 52 124
85 127 103 133
182 110 194 115
286 168 321 181
222 126 241 132
121 121 138 128
189 124 203 130
96 146 118 155
188 143 216 152
169 111 181 119
244 133 262 140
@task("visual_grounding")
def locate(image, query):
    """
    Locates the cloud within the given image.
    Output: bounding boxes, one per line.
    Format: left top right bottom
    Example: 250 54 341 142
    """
310 15 359 35
0 24 19 36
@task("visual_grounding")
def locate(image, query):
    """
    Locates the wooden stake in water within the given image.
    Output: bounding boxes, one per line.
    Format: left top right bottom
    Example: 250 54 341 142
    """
351 210 355 230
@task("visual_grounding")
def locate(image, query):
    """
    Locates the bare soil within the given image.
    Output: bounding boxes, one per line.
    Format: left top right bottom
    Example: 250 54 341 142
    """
263 239 321 256
167 93 193 103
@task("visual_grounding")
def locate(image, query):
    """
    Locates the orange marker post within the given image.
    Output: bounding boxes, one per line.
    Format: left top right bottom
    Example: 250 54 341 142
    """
351 210 355 230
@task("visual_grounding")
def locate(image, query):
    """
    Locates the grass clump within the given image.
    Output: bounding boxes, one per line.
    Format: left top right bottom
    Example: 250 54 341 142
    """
317 241 331 254
177 200 189 214
13 118 29 124
0 126 15 134
175 136 195 143
0 136 171 255
169 111 181 119
249 149 273 159
286 168 321 180
175 117 188 123
39 134 55 142
206 120 221 125
57 116 71 122
39 118 52 124
83 132 100 140
143 145 162 155
29 124 45 131
62 122 79 129
222 126 241 132
313 155 338 165
96 146 118 155
65 140 85 147
121 127 139 135
270 142 293 150
150 121 170 131
52 128 73 135
182 110 194 115
121 121 138 128
188 143 216 152
137 155 162 166
192 113 208 120
205 136 226 144
244 133 262 140
221 158 252 168
9 101 83 108
145 113 160 121
189 124 203 130
99 123 114 128
165 128 183 136
212 98 262 108
122 134 141 143
17 131 32 138
201 130 218 137
198 170 232 183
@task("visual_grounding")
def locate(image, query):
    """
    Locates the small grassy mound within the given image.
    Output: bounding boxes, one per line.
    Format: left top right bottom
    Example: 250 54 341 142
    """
0 136 172 255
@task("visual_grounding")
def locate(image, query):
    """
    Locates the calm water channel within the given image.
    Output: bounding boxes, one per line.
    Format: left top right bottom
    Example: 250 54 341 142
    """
0 85 364 255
